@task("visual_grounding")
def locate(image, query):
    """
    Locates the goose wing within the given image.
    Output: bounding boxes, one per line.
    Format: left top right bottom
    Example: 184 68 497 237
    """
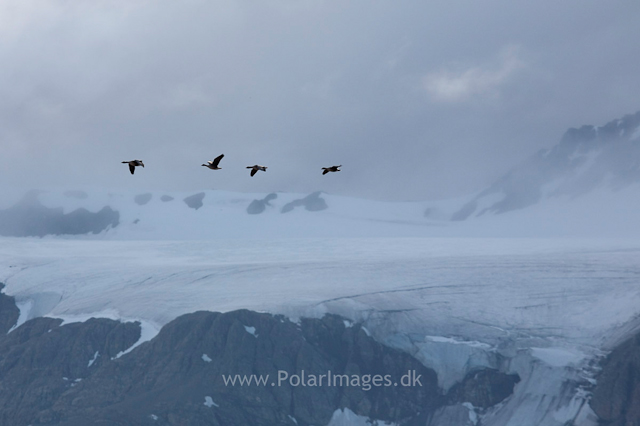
250 168 257 177
211 154 224 168
129 164 135 175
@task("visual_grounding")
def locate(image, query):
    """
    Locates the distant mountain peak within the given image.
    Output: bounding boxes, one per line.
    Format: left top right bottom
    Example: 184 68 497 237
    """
451 111 640 220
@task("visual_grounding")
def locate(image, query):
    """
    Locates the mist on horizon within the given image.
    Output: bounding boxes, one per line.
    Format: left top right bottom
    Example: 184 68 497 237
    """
1 1 639 202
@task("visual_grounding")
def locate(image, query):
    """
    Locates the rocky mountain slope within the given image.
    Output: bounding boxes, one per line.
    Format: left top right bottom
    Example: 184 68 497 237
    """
451 111 640 220
591 331 640 425
0 190 119 237
0 285 519 425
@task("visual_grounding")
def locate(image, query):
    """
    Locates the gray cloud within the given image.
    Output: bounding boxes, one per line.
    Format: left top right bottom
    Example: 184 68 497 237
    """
1 0 639 200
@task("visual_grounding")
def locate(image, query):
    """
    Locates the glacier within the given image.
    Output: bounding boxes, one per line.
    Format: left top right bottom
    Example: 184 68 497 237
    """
1 184 640 425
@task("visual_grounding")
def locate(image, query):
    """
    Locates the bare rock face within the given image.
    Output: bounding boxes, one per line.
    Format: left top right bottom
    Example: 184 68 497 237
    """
46 311 441 426
281 191 328 213
0 314 141 425
247 193 277 215
0 283 19 334
183 192 206 210
134 193 153 205
48 311 517 426
428 404 477 426
160 195 174 202
591 333 640 425
0 295 519 426
0 191 119 237
446 368 520 408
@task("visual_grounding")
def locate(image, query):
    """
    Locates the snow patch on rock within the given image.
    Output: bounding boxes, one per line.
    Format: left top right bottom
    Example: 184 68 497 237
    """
8 299 33 332
87 351 99 367
327 408 397 426
204 396 218 408
114 319 161 359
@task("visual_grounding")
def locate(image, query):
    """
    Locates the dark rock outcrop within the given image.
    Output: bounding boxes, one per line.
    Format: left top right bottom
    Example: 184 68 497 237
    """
281 191 328 213
0 315 141 426
591 332 640 425
451 200 478 222
446 368 520 408
50 311 441 425
0 283 19 334
160 195 174 202
134 193 153 205
247 193 277 215
246 200 265 214
184 192 206 210
0 191 120 237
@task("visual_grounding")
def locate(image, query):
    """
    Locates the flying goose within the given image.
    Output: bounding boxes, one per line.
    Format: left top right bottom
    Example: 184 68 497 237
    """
246 165 267 177
322 165 341 175
122 160 144 175
202 154 224 170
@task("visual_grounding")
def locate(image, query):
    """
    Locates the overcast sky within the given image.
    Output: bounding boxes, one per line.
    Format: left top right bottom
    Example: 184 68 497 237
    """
1 0 639 201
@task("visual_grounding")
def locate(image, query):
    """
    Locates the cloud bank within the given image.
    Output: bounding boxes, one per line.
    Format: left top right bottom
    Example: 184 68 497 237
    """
0 1 639 201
